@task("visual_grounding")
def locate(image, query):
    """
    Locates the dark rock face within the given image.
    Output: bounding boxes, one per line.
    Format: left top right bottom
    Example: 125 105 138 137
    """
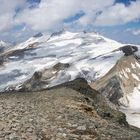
53 78 95 97
8 49 25 59
99 76 123 105
33 32 43 38
0 47 4 53
0 56 4 65
120 45 138 56
53 62 70 70
18 62 70 92
83 30 87 34
51 78 128 126
0 42 39 61
33 71 42 79
50 30 64 37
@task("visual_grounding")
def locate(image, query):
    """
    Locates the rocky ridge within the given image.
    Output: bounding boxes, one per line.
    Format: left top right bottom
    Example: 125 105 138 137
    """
1 79 140 140
90 47 140 128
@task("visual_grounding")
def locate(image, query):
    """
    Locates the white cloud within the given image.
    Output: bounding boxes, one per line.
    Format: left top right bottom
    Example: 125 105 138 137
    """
95 1 140 26
15 0 140 31
0 0 140 36
0 0 25 31
132 29 140 35
0 14 13 31
125 28 140 36
16 0 115 31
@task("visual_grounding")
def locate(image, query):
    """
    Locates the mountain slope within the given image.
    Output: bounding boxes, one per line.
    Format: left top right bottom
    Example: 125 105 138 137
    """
0 31 124 92
0 40 11 53
1 79 140 140
90 53 140 128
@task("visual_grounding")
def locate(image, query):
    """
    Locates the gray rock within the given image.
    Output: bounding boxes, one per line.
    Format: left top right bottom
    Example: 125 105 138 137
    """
77 125 86 131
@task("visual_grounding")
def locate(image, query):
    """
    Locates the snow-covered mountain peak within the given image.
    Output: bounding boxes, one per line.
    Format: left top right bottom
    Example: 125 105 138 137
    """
0 31 125 90
0 31 139 92
0 40 10 47
0 31 125 92
0 40 12 53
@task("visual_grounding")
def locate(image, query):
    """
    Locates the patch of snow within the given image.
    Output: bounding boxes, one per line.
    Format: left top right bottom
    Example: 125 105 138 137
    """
122 69 129 79
0 40 11 47
119 74 123 78
132 73 140 81
125 68 131 73
138 84 140 90
120 87 140 128
121 108 140 128
16 75 27 80
15 84 22 91
51 38 82 46
131 63 136 69
9 56 19 59
136 62 140 69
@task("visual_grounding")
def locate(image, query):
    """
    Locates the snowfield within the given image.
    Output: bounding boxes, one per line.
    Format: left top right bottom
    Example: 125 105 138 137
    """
120 86 140 128
0 31 123 91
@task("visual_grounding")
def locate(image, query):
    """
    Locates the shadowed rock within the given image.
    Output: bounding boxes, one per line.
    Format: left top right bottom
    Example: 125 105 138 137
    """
17 62 70 92
120 45 138 56
51 78 128 126
33 32 43 38
99 76 123 105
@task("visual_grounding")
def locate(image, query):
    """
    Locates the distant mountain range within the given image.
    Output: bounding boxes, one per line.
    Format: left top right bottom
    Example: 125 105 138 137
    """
0 40 12 53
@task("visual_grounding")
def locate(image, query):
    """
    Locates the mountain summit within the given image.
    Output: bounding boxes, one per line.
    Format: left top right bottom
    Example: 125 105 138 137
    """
0 31 123 92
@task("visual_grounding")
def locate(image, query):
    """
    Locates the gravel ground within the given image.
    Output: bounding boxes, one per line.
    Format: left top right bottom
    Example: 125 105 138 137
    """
0 82 140 140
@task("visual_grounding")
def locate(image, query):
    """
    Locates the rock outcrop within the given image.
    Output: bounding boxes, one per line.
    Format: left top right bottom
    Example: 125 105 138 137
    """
91 55 140 106
5 62 71 92
120 45 138 56
90 54 140 127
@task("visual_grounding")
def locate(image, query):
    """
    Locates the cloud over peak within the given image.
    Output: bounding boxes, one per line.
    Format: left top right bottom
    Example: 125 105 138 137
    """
0 0 139 32
95 1 140 26
0 0 25 31
16 0 115 31
0 0 139 44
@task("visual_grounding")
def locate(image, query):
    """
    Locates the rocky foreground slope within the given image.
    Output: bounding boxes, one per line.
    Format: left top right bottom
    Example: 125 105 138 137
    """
1 79 140 140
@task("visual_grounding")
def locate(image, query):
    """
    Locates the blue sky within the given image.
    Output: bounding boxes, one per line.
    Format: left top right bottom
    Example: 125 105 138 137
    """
115 0 136 5
0 0 139 44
